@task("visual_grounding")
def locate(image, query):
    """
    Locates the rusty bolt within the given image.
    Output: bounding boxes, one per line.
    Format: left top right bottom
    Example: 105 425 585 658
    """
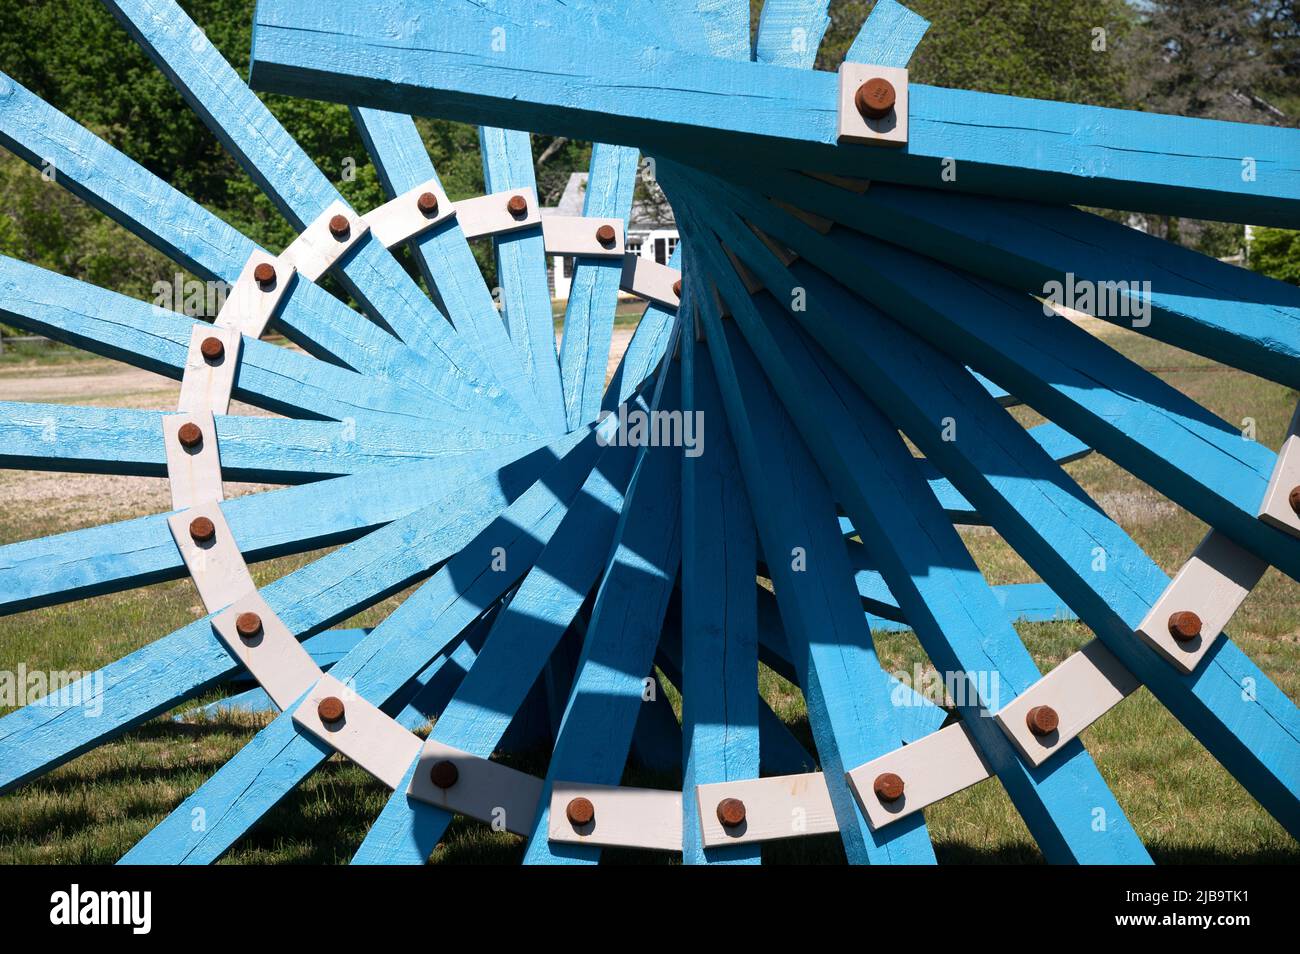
188 515 215 544
235 611 263 640
873 772 905 803
1167 610 1202 643
317 696 345 723
565 796 595 827
253 262 276 288
1026 705 1059 737
716 797 747 828
1290 485 1300 517
596 224 617 247
199 336 225 362
177 421 203 449
506 194 528 218
429 759 459 790
328 214 351 240
672 279 683 297
855 77 897 120
417 191 440 216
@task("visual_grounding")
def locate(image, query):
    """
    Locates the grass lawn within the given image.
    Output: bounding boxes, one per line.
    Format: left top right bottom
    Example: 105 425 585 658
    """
0 318 1297 864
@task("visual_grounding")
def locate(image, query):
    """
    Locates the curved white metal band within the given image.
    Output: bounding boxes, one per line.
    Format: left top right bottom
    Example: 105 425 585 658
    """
620 254 682 308
406 739 544 835
162 410 223 510
697 772 839 847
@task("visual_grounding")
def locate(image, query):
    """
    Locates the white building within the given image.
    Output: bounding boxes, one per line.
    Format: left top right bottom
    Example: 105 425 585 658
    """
543 172 678 300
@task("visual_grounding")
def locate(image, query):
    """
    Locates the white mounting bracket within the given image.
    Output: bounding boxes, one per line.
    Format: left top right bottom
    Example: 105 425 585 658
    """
547 781 682 851
406 739 544 836
280 200 370 282
165 501 256 612
993 639 1140 767
696 773 839 847
541 216 626 258
620 255 682 309
1135 530 1267 674
214 249 297 339
178 323 241 416
455 188 542 240
1258 401 1300 539
210 591 322 710
362 177 455 248
837 62 909 147
292 673 423 791
847 722 990 830
162 410 223 510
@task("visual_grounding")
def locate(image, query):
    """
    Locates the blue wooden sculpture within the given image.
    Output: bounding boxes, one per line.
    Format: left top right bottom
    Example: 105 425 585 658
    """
1 0 1298 864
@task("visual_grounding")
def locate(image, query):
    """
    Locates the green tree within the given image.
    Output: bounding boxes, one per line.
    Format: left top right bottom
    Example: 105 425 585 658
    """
1250 227 1300 285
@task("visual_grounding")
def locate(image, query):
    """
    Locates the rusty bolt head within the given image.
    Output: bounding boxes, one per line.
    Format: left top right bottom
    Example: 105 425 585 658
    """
506 194 529 218
429 759 459 790
672 279 683 297
565 796 595 827
873 772 905 803
855 77 897 120
317 696 345 723
177 421 203 449
1167 610 1202 643
417 191 440 216
253 262 276 288
596 224 617 247
716 797 747 828
1026 705 1059 737
199 336 225 362
328 214 351 240
188 515 216 544
1290 485 1300 517
235 612 263 640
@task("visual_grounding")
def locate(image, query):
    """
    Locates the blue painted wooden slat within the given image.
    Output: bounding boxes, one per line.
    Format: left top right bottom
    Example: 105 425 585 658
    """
522 362 685 864
102 0 537 431
0 402 530 483
557 143 641 430
677 190 1300 837
686 269 935 864
847 0 929 66
479 126 568 434
352 434 643 863
671 164 1300 583
755 0 831 68
0 429 583 796
0 72 498 395
351 108 557 434
680 319 760 864
680 197 1148 861
0 256 486 430
123 425 614 863
249 0 1300 226
0 438 549 615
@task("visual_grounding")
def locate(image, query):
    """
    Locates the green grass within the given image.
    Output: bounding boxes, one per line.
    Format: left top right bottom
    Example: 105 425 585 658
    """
0 321 1297 864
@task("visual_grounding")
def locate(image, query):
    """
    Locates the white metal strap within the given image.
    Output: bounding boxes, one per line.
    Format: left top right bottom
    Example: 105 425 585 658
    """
177 323 241 416
165 502 256 612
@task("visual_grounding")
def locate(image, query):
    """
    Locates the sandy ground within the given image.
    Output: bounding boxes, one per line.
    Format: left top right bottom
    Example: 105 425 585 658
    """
0 328 637 533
